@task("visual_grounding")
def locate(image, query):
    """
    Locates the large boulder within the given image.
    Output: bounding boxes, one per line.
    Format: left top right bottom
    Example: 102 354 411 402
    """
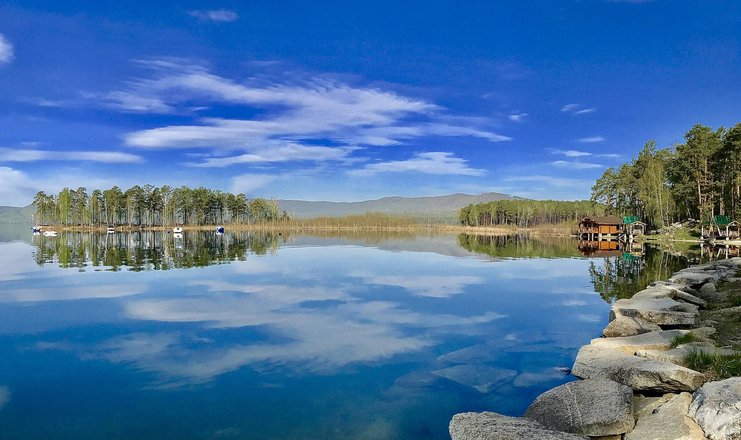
636 343 736 367
603 316 662 338
524 378 634 437
689 377 741 440
572 345 706 392
670 270 722 286
590 329 691 354
611 297 698 327
625 392 706 440
449 412 589 440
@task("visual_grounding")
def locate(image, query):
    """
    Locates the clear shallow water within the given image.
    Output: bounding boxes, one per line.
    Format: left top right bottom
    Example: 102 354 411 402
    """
0 231 687 439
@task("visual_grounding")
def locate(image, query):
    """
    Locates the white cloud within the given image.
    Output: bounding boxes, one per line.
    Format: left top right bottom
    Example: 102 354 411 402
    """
0 148 143 164
578 136 605 143
548 149 592 157
187 143 357 167
0 167 36 206
350 152 484 176
561 103 596 115
81 60 509 167
552 160 602 170
561 104 579 112
596 153 622 159
505 175 594 188
188 9 239 22
508 112 528 122
0 34 13 65
231 174 278 194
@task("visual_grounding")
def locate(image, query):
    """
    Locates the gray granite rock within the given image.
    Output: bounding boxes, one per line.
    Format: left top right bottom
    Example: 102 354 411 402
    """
603 315 662 338
450 412 589 440
636 342 736 367
572 345 706 392
590 329 691 354
633 393 676 419
670 271 722 286
524 378 634 436
634 284 709 308
689 377 741 440
611 297 699 327
625 392 706 440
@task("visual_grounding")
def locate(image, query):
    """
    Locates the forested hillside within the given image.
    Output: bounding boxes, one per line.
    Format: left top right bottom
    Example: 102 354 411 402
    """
591 122 741 227
458 199 604 227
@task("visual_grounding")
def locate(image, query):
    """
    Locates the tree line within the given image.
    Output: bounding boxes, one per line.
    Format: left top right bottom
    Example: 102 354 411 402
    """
458 199 605 227
32 185 290 227
591 122 741 228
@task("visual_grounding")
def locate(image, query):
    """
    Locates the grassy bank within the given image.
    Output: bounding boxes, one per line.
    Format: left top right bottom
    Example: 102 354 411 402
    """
35 214 574 236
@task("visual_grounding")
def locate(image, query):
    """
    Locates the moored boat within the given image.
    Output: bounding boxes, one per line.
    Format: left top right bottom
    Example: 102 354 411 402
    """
173 226 183 233
43 230 58 237
216 226 225 234
107 226 116 234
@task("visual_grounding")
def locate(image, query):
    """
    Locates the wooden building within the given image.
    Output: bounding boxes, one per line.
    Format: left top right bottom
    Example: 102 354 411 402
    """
622 216 646 238
703 215 740 240
577 216 623 240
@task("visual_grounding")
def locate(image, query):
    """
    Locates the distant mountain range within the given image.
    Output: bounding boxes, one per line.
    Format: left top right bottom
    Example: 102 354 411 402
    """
0 192 516 225
278 192 516 221
0 205 34 224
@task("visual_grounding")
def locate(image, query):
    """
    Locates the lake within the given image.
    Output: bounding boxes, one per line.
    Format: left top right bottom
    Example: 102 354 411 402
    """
0 230 699 439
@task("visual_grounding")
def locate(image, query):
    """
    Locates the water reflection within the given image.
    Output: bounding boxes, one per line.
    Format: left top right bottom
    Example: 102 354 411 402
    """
0 231 715 440
31 230 286 270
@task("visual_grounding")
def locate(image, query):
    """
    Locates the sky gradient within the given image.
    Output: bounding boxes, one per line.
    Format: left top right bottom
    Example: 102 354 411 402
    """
0 0 739 205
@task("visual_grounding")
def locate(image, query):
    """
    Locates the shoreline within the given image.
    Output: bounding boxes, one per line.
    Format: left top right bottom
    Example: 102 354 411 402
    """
26 223 568 236
450 257 741 440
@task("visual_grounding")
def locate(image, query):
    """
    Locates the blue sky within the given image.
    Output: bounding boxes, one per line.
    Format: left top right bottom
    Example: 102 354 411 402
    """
0 0 739 205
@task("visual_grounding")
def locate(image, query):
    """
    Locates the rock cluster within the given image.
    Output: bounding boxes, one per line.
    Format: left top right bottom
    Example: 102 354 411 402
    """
449 256 741 440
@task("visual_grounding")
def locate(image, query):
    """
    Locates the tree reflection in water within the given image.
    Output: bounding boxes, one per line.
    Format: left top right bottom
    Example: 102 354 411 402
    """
31 231 287 271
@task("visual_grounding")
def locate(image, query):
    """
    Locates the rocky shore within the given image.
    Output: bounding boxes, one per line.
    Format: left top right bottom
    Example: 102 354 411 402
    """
450 257 741 440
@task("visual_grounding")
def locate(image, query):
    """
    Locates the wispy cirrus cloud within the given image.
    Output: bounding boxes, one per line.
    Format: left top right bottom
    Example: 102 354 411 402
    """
548 148 620 160
505 175 595 188
552 160 602 170
0 147 143 164
548 148 592 157
0 34 14 64
561 103 595 115
349 152 484 177
77 59 509 169
578 136 605 143
508 112 528 122
188 9 239 22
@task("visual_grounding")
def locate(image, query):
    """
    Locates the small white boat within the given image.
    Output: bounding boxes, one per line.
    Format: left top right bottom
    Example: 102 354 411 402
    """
31 226 42 233
107 226 116 234
216 226 225 234
173 226 183 233
173 232 183 240
43 230 58 237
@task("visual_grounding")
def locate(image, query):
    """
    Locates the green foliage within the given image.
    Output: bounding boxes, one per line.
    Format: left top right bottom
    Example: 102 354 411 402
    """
669 332 699 349
32 185 289 227
684 350 741 380
592 122 741 228
458 199 604 227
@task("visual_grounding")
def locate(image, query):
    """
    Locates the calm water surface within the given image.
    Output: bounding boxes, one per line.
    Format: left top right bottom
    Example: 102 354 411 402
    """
0 231 693 439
